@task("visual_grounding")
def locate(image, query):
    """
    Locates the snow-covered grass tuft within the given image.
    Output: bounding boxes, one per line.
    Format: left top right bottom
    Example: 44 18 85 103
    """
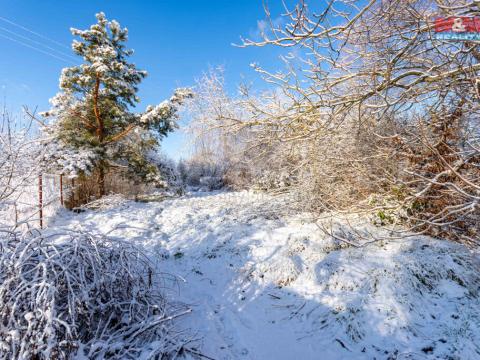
79 193 129 211
0 230 190 359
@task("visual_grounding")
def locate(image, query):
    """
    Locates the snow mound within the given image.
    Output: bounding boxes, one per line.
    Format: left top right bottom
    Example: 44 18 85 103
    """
280 239 478 358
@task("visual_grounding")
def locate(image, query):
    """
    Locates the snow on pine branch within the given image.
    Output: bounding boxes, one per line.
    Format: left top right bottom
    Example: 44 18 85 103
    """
139 88 193 129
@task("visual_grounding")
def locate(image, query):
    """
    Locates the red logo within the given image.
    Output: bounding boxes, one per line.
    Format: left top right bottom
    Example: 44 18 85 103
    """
434 17 480 40
435 17 480 33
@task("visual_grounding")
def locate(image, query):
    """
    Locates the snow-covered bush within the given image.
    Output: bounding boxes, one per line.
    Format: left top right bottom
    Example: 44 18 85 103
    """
151 152 185 194
0 230 189 359
253 169 297 192
198 175 223 191
183 159 225 191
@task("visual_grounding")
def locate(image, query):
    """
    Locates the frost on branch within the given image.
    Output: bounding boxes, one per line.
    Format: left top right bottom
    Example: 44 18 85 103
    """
0 231 189 359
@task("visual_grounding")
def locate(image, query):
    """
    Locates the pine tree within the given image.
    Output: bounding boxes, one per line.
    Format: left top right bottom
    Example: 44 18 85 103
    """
41 12 192 196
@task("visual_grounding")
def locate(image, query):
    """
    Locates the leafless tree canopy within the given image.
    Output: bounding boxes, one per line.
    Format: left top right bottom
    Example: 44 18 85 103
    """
186 0 480 244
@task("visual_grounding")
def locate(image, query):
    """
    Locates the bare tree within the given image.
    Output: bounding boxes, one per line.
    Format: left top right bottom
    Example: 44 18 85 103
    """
237 0 480 243
187 1 480 243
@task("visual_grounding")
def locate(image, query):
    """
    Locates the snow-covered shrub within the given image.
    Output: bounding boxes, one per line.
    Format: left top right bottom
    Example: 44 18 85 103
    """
253 169 296 192
183 159 225 191
198 175 223 191
152 153 185 194
0 230 189 359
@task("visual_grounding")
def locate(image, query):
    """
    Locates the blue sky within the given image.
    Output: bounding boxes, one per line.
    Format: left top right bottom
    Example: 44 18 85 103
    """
0 1 286 159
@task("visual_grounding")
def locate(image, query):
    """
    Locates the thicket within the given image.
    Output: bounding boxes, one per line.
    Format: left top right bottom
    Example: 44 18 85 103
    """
185 1 480 245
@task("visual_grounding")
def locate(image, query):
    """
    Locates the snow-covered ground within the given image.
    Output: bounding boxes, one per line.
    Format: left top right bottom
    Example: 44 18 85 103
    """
50 191 480 360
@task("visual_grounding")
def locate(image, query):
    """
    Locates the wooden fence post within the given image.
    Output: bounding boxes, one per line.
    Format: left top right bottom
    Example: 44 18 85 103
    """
38 174 43 229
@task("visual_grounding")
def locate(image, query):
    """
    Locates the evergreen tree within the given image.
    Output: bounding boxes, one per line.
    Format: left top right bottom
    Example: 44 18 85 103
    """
41 12 192 195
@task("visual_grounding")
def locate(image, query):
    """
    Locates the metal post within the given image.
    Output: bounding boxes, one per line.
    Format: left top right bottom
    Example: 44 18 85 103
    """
72 178 76 208
38 174 43 229
60 174 64 206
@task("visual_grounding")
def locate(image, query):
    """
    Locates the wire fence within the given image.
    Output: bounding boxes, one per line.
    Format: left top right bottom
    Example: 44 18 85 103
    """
1 174 67 229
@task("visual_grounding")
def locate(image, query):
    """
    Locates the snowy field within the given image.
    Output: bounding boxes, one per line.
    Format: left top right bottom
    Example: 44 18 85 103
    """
50 191 480 360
